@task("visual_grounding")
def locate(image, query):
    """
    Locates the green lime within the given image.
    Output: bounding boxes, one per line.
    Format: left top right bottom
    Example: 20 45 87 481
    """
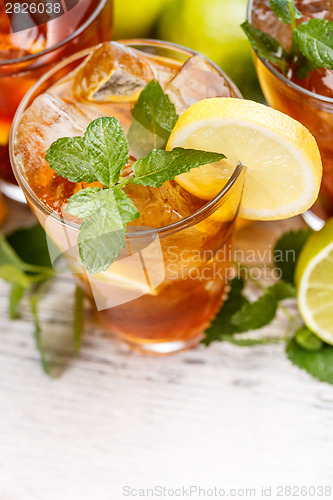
157 0 262 100
295 219 333 345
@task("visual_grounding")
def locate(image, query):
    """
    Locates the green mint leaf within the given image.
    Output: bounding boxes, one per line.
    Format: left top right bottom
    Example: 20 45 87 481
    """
132 148 225 188
202 277 249 346
67 186 139 274
0 227 56 326
78 189 128 275
295 19 333 71
294 326 324 352
128 80 178 158
74 286 85 353
46 136 95 184
0 231 27 270
231 281 295 332
67 186 139 225
274 229 312 283
85 117 128 186
269 0 302 24
112 186 140 224
286 338 333 384
231 287 278 332
8 225 53 269
66 187 105 218
9 284 25 320
241 21 288 72
79 215 126 275
46 117 128 187
269 280 296 301
30 287 51 375
295 53 318 79
0 265 31 288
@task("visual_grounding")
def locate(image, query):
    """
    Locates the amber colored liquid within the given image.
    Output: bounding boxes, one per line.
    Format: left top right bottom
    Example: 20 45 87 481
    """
0 0 113 186
251 0 333 216
15 43 243 352
255 60 333 217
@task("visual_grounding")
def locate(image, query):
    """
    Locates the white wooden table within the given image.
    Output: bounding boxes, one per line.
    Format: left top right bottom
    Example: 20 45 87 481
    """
1 199 333 500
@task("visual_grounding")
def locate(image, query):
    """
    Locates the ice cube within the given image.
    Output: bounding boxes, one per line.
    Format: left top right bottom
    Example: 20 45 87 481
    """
124 180 204 229
73 41 178 103
14 93 91 213
165 55 238 115
296 67 333 99
251 0 330 49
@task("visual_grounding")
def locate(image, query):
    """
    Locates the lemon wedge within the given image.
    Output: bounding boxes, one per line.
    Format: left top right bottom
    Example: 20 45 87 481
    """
296 219 333 345
167 98 322 220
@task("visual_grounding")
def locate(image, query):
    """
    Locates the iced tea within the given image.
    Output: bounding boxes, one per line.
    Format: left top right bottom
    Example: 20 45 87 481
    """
249 0 333 218
0 0 112 201
11 41 244 353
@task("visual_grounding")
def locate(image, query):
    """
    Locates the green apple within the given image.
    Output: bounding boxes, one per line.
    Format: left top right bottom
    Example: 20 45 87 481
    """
113 0 172 39
157 0 262 100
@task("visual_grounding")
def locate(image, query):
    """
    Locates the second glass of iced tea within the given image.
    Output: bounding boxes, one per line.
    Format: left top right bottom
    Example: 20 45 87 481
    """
0 0 113 201
248 0 333 222
11 40 244 354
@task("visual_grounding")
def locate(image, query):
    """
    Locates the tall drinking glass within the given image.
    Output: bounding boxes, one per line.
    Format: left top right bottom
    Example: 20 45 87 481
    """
0 0 113 201
248 0 333 227
10 40 245 354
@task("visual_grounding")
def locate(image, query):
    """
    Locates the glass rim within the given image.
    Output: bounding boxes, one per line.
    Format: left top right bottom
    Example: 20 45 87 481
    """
0 0 109 66
246 0 333 105
10 39 244 239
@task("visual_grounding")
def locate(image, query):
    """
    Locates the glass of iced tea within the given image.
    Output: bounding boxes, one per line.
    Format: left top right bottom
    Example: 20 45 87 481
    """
248 0 333 225
0 0 113 201
10 40 244 354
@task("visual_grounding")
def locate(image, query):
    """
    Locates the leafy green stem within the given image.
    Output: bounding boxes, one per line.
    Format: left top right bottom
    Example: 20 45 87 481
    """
279 303 297 323
30 281 51 375
73 286 85 353
117 177 132 189
288 0 297 32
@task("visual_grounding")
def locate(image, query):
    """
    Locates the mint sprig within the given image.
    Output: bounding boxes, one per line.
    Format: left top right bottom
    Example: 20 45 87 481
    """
46 87 225 275
0 225 86 375
1 226 57 374
242 1 333 79
203 228 333 386
231 281 296 332
203 278 295 345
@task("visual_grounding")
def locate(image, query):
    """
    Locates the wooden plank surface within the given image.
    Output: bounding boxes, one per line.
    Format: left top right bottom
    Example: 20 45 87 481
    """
1 199 333 500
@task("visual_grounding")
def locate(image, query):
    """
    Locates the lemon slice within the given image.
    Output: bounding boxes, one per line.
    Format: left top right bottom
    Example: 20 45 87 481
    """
167 98 322 220
295 219 333 345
